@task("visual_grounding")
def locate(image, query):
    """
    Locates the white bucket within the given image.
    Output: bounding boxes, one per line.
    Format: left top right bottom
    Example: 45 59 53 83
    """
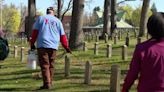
27 50 37 69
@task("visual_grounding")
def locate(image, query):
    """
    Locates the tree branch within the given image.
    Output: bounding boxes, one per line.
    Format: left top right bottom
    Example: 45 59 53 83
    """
61 0 73 21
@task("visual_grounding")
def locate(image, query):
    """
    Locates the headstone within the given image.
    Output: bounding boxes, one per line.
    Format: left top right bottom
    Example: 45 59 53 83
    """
96 34 99 42
122 45 127 60
88 33 91 42
114 35 118 44
105 33 108 43
65 55 70 77
118 31 122 40
83 42 87 51
125 33 130 46
107 44 112 58
109 65 121 92
84 61 92 84
20 47 25 62
94 42 99 55
14 46 18 58
8 44 11 56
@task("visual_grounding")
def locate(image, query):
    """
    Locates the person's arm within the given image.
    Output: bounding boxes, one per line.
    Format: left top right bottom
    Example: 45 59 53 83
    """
122 46 141 92
30 16 40 49
30 29 38 46
60 32 68 49
58 21 71 53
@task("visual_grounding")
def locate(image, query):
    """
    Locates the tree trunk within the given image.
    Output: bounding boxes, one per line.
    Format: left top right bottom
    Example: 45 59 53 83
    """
111 0 117 37
57 0 62 19
139 0 150 37
25 0 36 41
69 0 85 50
101 0 110 39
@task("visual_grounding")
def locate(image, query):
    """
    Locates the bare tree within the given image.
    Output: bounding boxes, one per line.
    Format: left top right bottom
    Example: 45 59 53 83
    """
104 0 135 39
101 0 110 39
69 0 85 50
57 0 62 19
111 0 116 37
139 0 150 37
25 0 36 41
61 0 73 21
54 0 73 21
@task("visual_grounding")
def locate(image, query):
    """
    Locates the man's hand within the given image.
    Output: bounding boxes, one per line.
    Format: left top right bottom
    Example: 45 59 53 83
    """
66 48 71 53
31 44 36 50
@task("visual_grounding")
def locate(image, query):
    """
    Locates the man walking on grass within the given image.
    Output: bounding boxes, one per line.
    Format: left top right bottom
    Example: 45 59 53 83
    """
30 7 71 89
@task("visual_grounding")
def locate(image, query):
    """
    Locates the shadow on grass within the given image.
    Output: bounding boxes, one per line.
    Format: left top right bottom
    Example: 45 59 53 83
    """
93 62 110 66
0 63 24 68
0 88 24 91
0 87 35 91
54 82 109 92
0 69 39 76
54 74 65 81
53 84 85 92
0 75 31 82
90 90 109 92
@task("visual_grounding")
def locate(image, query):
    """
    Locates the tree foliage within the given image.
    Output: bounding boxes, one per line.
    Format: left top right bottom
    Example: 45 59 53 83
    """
131 7 141 27
1 4 20 33
131 6 152 27
118 5 134 25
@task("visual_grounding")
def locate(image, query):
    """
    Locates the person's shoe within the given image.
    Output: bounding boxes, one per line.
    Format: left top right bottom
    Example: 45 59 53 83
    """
39 84 51 90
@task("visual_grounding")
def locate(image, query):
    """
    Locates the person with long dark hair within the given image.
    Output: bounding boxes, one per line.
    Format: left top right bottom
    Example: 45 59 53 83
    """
122 12 164 92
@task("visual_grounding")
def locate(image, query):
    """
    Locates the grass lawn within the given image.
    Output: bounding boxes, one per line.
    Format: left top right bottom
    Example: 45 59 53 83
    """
0 36 147 92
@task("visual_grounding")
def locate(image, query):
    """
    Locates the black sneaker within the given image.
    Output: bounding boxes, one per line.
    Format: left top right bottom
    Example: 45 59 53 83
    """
39 85 51 90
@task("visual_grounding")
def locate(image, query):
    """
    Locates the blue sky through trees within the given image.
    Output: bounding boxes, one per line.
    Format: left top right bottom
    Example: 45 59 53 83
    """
2 0 164 14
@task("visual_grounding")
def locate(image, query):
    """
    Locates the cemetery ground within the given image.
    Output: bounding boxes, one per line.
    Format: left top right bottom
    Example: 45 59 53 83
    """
0 35 146 92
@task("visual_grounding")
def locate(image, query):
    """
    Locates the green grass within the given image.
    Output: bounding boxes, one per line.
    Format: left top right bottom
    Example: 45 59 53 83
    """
0 36 148 92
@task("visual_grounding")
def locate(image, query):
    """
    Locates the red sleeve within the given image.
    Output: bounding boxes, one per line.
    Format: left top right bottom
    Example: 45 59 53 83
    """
122 46 141 91
60 35 69 49
30 29 39 45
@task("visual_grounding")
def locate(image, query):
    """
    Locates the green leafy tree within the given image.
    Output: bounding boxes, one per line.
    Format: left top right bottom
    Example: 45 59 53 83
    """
131 7 152 27
2 4 20 33
118 5 134 25
131 7 141 27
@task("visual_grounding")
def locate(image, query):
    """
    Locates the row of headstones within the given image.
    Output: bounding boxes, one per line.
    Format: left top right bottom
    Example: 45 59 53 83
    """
8 45 121 92
83 37 142 60
64 55 121 92
7 38 28 44
9 45 125 92
84 29 139 43
8 45 27 62
9 36 142 62
9 36 141 63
